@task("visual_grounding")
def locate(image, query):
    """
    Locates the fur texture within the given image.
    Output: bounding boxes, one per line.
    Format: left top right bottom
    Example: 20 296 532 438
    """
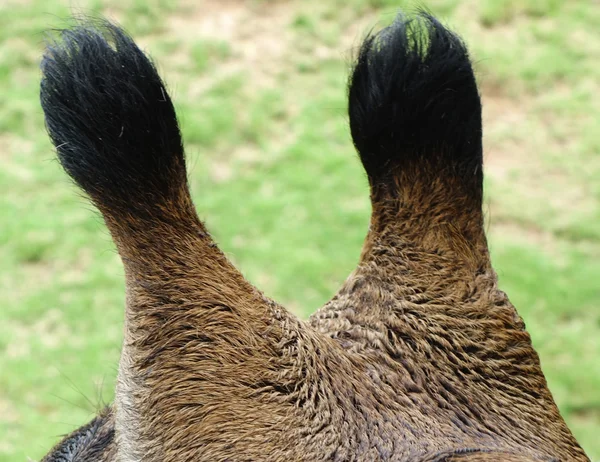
40 20 186 216
39 13 588 462
349 13 482 184
41 407 116 462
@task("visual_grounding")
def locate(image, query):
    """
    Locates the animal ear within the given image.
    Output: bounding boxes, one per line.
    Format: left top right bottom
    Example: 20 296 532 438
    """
41 19 187 216
348 12 482 191
41 19 326 459
311 12 489 339
344 11 488 269
40 407 115 461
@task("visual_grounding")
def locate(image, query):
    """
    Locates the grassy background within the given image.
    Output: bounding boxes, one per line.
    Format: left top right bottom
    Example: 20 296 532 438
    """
1 0 599 460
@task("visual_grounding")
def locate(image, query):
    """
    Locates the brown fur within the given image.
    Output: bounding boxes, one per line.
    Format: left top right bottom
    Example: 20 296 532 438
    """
39 14 588 462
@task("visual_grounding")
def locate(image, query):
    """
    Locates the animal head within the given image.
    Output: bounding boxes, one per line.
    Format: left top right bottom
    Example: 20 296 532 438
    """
39 11 588 462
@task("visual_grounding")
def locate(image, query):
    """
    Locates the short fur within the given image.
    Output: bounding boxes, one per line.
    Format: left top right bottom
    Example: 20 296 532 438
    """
41 408 116 462
39 12 588 462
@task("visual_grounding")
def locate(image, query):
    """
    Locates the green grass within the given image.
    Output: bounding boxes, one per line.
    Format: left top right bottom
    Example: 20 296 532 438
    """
1 0 599 460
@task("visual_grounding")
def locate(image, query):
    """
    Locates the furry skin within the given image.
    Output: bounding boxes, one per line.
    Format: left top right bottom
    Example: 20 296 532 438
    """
39 12 588 462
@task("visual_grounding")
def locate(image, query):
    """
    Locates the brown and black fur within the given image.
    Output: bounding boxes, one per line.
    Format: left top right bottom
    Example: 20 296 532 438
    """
39 12 588 462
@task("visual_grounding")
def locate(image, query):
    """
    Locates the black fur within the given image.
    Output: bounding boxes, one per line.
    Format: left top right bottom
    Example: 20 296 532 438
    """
40 20 186 213
41 408 114 462
348 12 482 186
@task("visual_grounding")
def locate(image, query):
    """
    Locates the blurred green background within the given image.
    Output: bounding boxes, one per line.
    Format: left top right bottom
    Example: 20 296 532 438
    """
1 0 599 460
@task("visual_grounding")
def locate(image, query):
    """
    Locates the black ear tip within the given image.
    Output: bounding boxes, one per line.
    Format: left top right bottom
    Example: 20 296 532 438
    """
348 11 482 183
40 17 185 211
